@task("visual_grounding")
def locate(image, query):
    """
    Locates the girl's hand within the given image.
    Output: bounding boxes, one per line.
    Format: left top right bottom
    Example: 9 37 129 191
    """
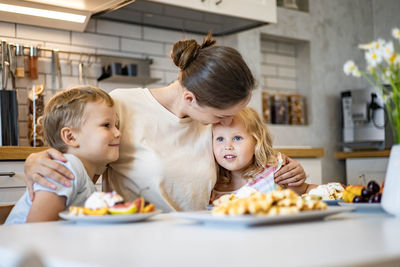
274 155 306 187
24 148 75 201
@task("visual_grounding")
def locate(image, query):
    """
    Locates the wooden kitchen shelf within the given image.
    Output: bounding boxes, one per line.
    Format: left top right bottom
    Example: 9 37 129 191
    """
1 146 324 160
275 147 324 158
336 149 391 159
0 146 48 160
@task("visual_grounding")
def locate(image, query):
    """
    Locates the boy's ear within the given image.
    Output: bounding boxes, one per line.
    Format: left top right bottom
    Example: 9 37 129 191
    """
60 127 79 147
183 90 196 105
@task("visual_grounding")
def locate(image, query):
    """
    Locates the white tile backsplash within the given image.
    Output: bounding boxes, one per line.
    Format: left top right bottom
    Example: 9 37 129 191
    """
0 22 15 37
72 32 119 50
143 27 183 43
261 65 277 76
97 20 141 39
277 43 296 55
278 66 296 78
17 25 70 43
263 53 296 66
121 38 164 55
266 77 296 90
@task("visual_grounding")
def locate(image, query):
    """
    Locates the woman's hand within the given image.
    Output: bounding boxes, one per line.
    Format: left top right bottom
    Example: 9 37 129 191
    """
274 154 306 187
24 148 75 200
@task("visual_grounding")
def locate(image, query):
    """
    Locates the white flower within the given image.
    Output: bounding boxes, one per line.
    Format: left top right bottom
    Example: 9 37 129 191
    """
343 60 360 77
365 49 383 67
359 42 374 50
394 53 400 66
382 41 395 62
353 69 361 77
375 39 386 50
382 69 392 83
392 28 400 40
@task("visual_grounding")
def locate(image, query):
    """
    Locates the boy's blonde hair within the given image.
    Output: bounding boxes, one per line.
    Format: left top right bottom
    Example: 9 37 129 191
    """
217 107 278 183
43 85 114 153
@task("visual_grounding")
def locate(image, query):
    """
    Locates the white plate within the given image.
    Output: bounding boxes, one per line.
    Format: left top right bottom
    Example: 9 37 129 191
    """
172 206 354 226
338 202 383 211
59 210 162 223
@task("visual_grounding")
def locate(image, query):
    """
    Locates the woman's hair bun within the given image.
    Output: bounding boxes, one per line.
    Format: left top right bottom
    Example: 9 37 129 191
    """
171 32 216 70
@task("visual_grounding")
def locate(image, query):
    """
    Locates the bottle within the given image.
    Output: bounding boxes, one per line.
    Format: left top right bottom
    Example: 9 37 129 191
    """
272 94 289 124
29 46 38 79
262 92 272 123
289 94 305 125
15 44 25 78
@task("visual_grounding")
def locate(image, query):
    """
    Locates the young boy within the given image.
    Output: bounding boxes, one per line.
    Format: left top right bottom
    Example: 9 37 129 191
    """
6 85 120 224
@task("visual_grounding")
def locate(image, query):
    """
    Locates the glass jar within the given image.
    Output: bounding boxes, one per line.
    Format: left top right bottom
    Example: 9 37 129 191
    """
289 94 305 125
262 92 272 123
272 94 289 124
28 85 45 147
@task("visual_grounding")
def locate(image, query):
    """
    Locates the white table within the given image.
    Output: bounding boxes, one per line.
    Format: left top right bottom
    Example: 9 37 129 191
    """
1 211 400 267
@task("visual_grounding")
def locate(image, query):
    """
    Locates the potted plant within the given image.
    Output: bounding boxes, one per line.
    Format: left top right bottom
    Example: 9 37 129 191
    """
343 27 400 216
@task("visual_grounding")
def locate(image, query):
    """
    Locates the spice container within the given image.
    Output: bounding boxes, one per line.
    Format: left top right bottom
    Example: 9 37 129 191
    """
15 44 25 78
262 92 272 123
289 94 305 125
29 46 38 79
272 94 289 124
28 84 45 147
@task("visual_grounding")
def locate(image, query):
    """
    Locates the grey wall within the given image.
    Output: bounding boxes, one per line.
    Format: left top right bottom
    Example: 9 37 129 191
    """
373 0 400 40
223 0 400 183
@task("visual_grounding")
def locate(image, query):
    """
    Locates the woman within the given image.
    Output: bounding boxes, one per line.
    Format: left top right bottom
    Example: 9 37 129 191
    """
23 33 306 212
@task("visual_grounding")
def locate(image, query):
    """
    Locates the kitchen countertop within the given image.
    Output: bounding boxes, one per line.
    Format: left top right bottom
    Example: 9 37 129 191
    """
0 146 324 160
0 210 399 266
336 149 391 159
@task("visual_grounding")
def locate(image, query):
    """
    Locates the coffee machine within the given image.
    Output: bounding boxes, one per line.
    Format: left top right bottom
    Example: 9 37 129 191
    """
341 88 392 151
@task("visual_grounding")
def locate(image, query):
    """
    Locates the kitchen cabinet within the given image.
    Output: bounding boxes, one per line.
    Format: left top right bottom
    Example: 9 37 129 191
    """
276 147 324 184
0 161 26 203
336 150 390 185
148 0 277 23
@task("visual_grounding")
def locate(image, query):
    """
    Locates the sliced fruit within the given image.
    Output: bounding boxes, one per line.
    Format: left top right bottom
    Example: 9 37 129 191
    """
108 201 137 215
343 185 364 203
143 203 155 213
345 185 364 196
83 208 108 216
134 197 145 213
379 181 385 194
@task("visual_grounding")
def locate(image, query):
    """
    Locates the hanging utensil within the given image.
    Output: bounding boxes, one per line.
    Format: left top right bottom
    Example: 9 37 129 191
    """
51 50 56 90
54 50 62 89
7 44 16 90
15 44 25 78
29 46 38 79
78 62 84 84
1 40 9 90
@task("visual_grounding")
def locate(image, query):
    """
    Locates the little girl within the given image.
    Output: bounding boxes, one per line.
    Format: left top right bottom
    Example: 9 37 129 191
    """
211 107 316 203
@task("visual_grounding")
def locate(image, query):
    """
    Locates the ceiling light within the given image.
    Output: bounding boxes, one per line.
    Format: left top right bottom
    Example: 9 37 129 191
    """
0 3 86 23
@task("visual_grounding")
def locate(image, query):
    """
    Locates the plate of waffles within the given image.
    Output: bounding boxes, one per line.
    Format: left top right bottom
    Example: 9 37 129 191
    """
172 206 354 226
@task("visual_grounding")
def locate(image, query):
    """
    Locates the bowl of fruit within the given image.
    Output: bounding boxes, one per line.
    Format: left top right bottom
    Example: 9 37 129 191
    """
339 180 384 211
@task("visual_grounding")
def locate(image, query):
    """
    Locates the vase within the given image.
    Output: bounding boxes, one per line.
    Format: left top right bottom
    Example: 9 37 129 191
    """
381 144 400 216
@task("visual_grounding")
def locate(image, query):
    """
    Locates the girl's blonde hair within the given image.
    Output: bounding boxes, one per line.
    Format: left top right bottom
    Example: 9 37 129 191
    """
217 107 277 183
43 85 114 153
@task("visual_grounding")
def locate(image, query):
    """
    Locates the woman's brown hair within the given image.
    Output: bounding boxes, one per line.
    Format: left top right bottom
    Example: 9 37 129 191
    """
171 33 255 109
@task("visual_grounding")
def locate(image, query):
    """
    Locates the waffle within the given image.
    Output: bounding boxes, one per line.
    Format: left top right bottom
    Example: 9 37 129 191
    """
212 189 327 216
